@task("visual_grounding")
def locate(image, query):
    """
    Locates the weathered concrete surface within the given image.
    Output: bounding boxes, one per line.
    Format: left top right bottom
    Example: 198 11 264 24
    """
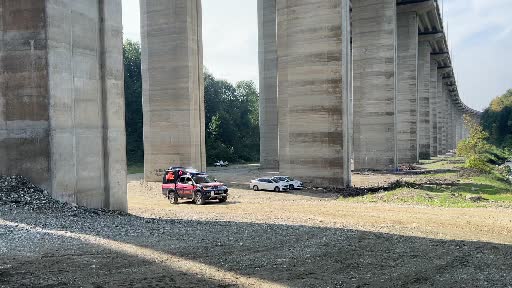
396 12 418 164
141 0 205 182
436 73 445 155
276 0 351 187
0 0 127 211
430 60 438 156
440 83 449 153
353 0 397 170
46 0 127 210
448 102 456 150
455 108 463 147
0 0 50 189
258 0 278 170
417 41 431 159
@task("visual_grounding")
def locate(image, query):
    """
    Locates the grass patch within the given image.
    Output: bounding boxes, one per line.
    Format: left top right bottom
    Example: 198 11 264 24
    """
128 163 144 174
344 157 512 208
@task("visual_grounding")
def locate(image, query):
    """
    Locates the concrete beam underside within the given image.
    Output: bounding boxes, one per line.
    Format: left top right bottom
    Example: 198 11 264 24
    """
276 0 351 187
258 0 278 170
353 0 397 171
1 0 127 211
141 0 206 182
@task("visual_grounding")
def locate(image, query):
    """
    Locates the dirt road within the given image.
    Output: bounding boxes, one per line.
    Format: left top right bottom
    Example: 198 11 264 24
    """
1 167 512 287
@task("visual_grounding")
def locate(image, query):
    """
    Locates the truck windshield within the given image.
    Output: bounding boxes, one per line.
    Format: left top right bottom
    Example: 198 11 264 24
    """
193 175 214 184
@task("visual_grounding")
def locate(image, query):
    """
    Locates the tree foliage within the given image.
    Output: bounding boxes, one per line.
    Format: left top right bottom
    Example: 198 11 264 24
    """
123 41 260 166
204 71 260 164
458 115 509 172
481 89 512 147
123 40 143 165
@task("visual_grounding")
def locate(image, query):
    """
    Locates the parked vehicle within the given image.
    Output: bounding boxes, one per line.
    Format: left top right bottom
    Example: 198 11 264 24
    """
162 171 228 205
250 178 289 192
214 160 229 167
271 176 304 190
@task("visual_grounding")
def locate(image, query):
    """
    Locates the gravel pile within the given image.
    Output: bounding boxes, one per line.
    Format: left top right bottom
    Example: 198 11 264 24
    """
0 175 125 216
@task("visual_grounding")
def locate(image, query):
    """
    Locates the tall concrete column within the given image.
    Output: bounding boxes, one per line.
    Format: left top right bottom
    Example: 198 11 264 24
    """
455 109 463 145
418 41 431 159
0 1 50 188
1 0 127 211
436 73 445 155
353 0 397 170
258 0 278 170
449 102 457 150
277 0 351 187
429 60 438 156
141 0 205 182
441 83 450 153
396 12 418 164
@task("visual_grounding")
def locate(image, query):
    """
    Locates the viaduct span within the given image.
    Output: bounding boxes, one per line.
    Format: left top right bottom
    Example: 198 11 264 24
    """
0 0 479 211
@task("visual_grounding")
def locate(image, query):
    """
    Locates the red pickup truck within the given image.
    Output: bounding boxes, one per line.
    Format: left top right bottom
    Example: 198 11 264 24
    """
162 172 228 205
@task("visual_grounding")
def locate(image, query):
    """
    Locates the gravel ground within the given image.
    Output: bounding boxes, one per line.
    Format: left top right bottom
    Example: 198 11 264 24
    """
2 172 512 287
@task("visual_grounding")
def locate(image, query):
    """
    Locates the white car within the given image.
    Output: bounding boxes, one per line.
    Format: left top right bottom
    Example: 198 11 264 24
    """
250 178 289 192
214 160 229 167
272 176 304 190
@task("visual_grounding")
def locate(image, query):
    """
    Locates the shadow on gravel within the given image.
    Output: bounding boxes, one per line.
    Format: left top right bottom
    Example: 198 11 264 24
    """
1 209 512 287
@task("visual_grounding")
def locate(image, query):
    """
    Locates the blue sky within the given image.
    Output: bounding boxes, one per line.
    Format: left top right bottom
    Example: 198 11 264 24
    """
122 0 511 111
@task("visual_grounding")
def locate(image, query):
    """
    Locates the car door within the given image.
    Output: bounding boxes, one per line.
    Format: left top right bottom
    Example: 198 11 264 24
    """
263 179 272 190
182 177 195 197
176 176 187 196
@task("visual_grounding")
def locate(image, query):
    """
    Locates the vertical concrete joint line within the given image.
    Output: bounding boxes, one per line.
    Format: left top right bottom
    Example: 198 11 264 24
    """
98 0 110 208
341 0 352 187
196 0 204 171
393 1 398 170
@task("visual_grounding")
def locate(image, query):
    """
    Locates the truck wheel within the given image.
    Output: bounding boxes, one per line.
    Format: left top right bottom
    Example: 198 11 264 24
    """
253 185 259 191
274 187 280 192
195 192 206 205
169 191 178 204
289 184 294 190
218 196 227 203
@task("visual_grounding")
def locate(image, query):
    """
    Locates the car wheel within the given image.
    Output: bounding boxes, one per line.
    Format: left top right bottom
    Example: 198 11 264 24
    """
218 196 227 203
169 191 178 204
274 187 280 192
195 191 206 205
289 184 294 190
253 185 259 191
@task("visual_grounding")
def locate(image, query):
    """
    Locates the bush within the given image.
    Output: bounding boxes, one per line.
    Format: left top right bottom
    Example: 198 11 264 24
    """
457 115 509 173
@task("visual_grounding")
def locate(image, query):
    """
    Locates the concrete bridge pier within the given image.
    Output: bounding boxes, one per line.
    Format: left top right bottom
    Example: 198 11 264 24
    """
441 83 450 153
396 11 419 164
430 60 439 156
140 0 206 182
353 0 397 171
0 0 127 211
418 41 432 159
276 0 352 187
258 0 279 170
436 72 445 155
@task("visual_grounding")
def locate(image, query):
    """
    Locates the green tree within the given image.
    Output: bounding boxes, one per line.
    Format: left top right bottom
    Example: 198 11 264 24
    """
123 40 143 165
457 115 493 172
481 89 512 147
122 44 261 167
203 71 260 164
